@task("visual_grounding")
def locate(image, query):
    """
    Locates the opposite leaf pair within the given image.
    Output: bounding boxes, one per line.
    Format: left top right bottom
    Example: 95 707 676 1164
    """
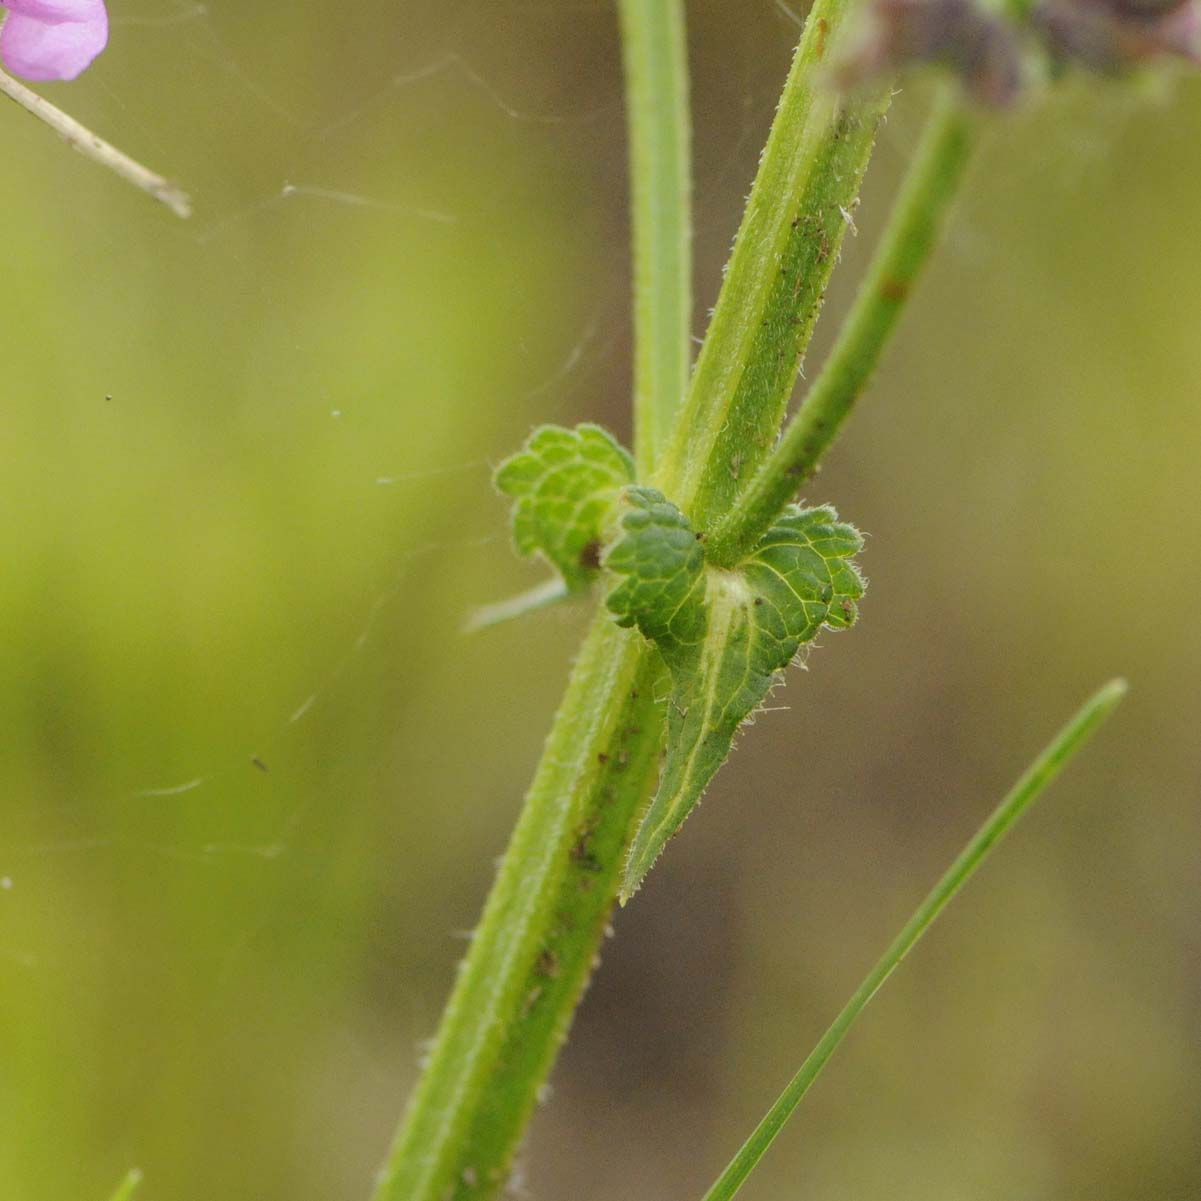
495 424 865 900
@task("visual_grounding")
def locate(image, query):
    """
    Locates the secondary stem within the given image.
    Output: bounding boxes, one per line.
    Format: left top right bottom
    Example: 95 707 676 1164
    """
699 679 1127 1201
370 617 665 1201
706 90 976 566
655 0 890 528
619 0 693 476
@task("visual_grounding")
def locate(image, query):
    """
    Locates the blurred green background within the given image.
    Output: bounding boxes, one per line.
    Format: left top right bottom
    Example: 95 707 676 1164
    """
1 3 1198 1199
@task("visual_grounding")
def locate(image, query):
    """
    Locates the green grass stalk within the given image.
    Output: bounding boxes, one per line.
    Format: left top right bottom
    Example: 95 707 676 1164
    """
699 679 1128 1201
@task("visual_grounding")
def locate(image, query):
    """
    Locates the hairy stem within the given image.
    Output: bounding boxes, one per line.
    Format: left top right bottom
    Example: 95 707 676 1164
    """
371 617 665 1201
375 9 904 1197
654 0 890 529
370 9 693 1193
619 0 693 475
0 67 190 218
707 90 977 566
700 679 1127 1201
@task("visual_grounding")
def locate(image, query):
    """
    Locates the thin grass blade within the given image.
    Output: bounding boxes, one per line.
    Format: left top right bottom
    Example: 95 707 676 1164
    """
463 577 570 634
700 678 1128 1201
107 1169 143 1201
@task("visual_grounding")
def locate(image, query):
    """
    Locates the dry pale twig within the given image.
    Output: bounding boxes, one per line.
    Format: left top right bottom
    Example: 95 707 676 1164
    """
0 65 190 218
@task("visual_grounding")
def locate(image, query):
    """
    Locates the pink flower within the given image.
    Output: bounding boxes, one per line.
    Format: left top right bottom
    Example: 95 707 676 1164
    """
1 0 108 81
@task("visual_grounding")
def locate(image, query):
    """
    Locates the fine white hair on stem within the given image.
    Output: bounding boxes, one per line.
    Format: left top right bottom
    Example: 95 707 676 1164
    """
0 65 191 218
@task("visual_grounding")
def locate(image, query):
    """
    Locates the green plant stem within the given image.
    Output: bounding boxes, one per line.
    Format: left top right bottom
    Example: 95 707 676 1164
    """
707 90 977 566
699 678 1128 1201
655 0 891 529
371 10 691 1194
619 0 693 476
371 616 666 1201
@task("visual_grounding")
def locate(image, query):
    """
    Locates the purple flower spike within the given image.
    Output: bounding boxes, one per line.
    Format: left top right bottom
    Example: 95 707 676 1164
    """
1 0 108 81
1035 0 1201 70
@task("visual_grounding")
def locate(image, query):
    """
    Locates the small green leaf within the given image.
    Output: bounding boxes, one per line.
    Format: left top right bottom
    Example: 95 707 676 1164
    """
607 496 865 900
495 424 635 592
605 486 708 647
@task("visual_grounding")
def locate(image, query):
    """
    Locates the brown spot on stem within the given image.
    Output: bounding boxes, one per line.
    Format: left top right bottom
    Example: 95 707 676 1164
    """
814 17 831 59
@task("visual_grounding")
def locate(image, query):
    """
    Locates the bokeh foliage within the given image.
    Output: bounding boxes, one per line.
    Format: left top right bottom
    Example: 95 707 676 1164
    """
0 3 1197 1199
